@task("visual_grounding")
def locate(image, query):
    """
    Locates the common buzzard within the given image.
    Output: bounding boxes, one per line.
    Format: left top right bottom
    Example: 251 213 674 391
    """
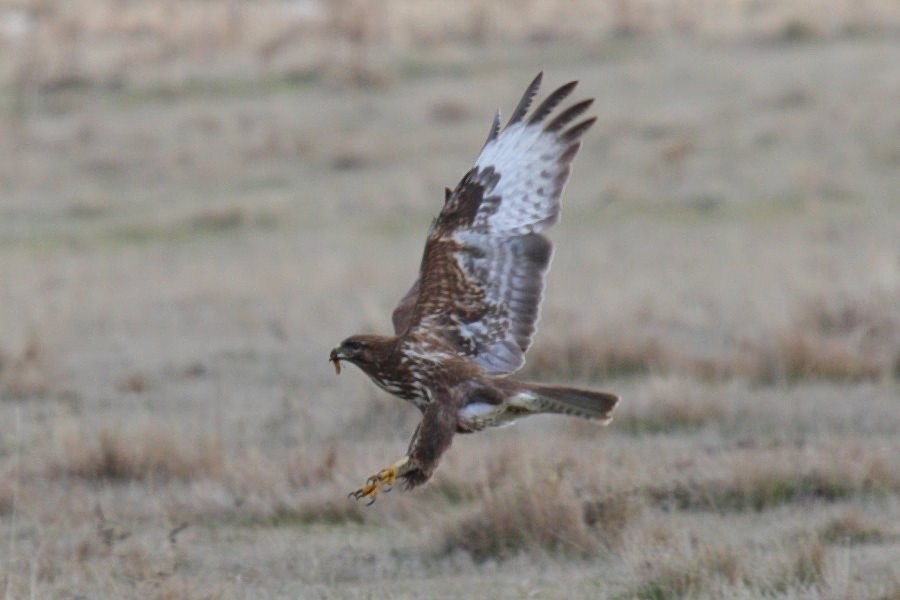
330 73 620 503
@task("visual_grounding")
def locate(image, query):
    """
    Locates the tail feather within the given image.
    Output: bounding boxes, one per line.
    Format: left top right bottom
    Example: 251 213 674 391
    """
521 383 619 424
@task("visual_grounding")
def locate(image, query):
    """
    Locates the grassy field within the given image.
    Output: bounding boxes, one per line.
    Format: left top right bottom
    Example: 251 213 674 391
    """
1 2 899 598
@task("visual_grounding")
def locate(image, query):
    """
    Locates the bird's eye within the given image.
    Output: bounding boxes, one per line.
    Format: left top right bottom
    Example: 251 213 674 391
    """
345 341 362 351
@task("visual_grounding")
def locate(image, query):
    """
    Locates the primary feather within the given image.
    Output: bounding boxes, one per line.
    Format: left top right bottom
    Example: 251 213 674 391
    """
395 72 596 375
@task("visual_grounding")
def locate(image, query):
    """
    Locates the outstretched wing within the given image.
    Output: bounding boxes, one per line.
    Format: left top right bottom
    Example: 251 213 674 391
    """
393 73 596 375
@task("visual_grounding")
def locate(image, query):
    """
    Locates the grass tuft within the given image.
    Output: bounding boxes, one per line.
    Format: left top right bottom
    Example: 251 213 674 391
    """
771 537 828 591
777 19 819 43
768 292 900 383
651 454 900 513
624 546 744 600
818 510 890 545
420 474 482 505
291 499 367 526
286 446 339 488
525 334 665 381
581 492 643 551
188 207 246 232
615 376 724 435
771 332 885 382
526 290 898 385
440 475 588 560
429 98 473 123
0 332 52 400
116 372 150 394
439 463 640 561
232 497 367 527
51 420 225 482
0 480 15 516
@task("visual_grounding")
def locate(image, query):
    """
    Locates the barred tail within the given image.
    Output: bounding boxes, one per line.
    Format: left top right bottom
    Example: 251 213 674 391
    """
519 383 619 424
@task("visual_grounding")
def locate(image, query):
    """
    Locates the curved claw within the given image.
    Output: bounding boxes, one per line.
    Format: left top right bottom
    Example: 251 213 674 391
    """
349 457 409 504
349 479 384 504
347 490 373 505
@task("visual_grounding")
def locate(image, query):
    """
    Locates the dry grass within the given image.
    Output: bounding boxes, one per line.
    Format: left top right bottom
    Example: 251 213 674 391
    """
50 419 225 482
3 0 900 96
0 8 898 598
612 375 725 435
0 331 53 400
650 447 900 513
770 332 885 382
624 545 745 600
526 333 666 381
771 536 829 591
817 510 893 545
527 286 899 385
0 478 14 516
617 534 838 599
439 460 640 561
772 292 900 382
657 469 861 513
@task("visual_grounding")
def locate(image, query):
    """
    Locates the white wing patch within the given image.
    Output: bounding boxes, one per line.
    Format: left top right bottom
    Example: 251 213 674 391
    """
474 123 563 235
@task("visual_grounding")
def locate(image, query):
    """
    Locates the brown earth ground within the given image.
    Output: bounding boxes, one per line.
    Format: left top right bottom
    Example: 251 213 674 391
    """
1 2 899 598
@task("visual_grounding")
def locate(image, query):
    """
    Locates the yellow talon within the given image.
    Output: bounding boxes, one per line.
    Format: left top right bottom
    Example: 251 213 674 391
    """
349 457 410 504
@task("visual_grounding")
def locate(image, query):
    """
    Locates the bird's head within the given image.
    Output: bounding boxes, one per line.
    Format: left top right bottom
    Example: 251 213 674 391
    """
329 334 393 375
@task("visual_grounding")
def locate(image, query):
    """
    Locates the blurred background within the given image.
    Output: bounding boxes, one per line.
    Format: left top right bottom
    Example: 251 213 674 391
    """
1 1 899 598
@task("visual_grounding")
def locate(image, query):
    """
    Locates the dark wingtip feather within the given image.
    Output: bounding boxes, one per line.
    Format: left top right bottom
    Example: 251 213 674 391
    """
545 98 594 133
505 72 543 128
527 80 578 126
559 143 580 165
561 117 597 143
482 109 501 149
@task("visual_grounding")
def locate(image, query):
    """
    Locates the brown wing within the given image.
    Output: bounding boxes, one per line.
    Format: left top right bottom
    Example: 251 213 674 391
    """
392 278 419 334
395 73 596 375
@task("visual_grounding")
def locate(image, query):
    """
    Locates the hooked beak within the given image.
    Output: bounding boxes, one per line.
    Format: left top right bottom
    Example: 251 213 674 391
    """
329 347 344 375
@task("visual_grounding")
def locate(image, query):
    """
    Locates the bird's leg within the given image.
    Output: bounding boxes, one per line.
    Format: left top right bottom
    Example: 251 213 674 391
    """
349 456 411 504
349 395 458 503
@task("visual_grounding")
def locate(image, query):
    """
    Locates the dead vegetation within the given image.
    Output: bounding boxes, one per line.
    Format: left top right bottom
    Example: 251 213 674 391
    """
1 4 898 597
525 332 665 381
527 289 898 385
625 545 746 600
3 0 900 96
623 535 832 599
50 419 226 482
431 436 899 570
650 451 900 513
0 331 53 400
439 459 640 561
817 510 892 545
612 375 725 435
